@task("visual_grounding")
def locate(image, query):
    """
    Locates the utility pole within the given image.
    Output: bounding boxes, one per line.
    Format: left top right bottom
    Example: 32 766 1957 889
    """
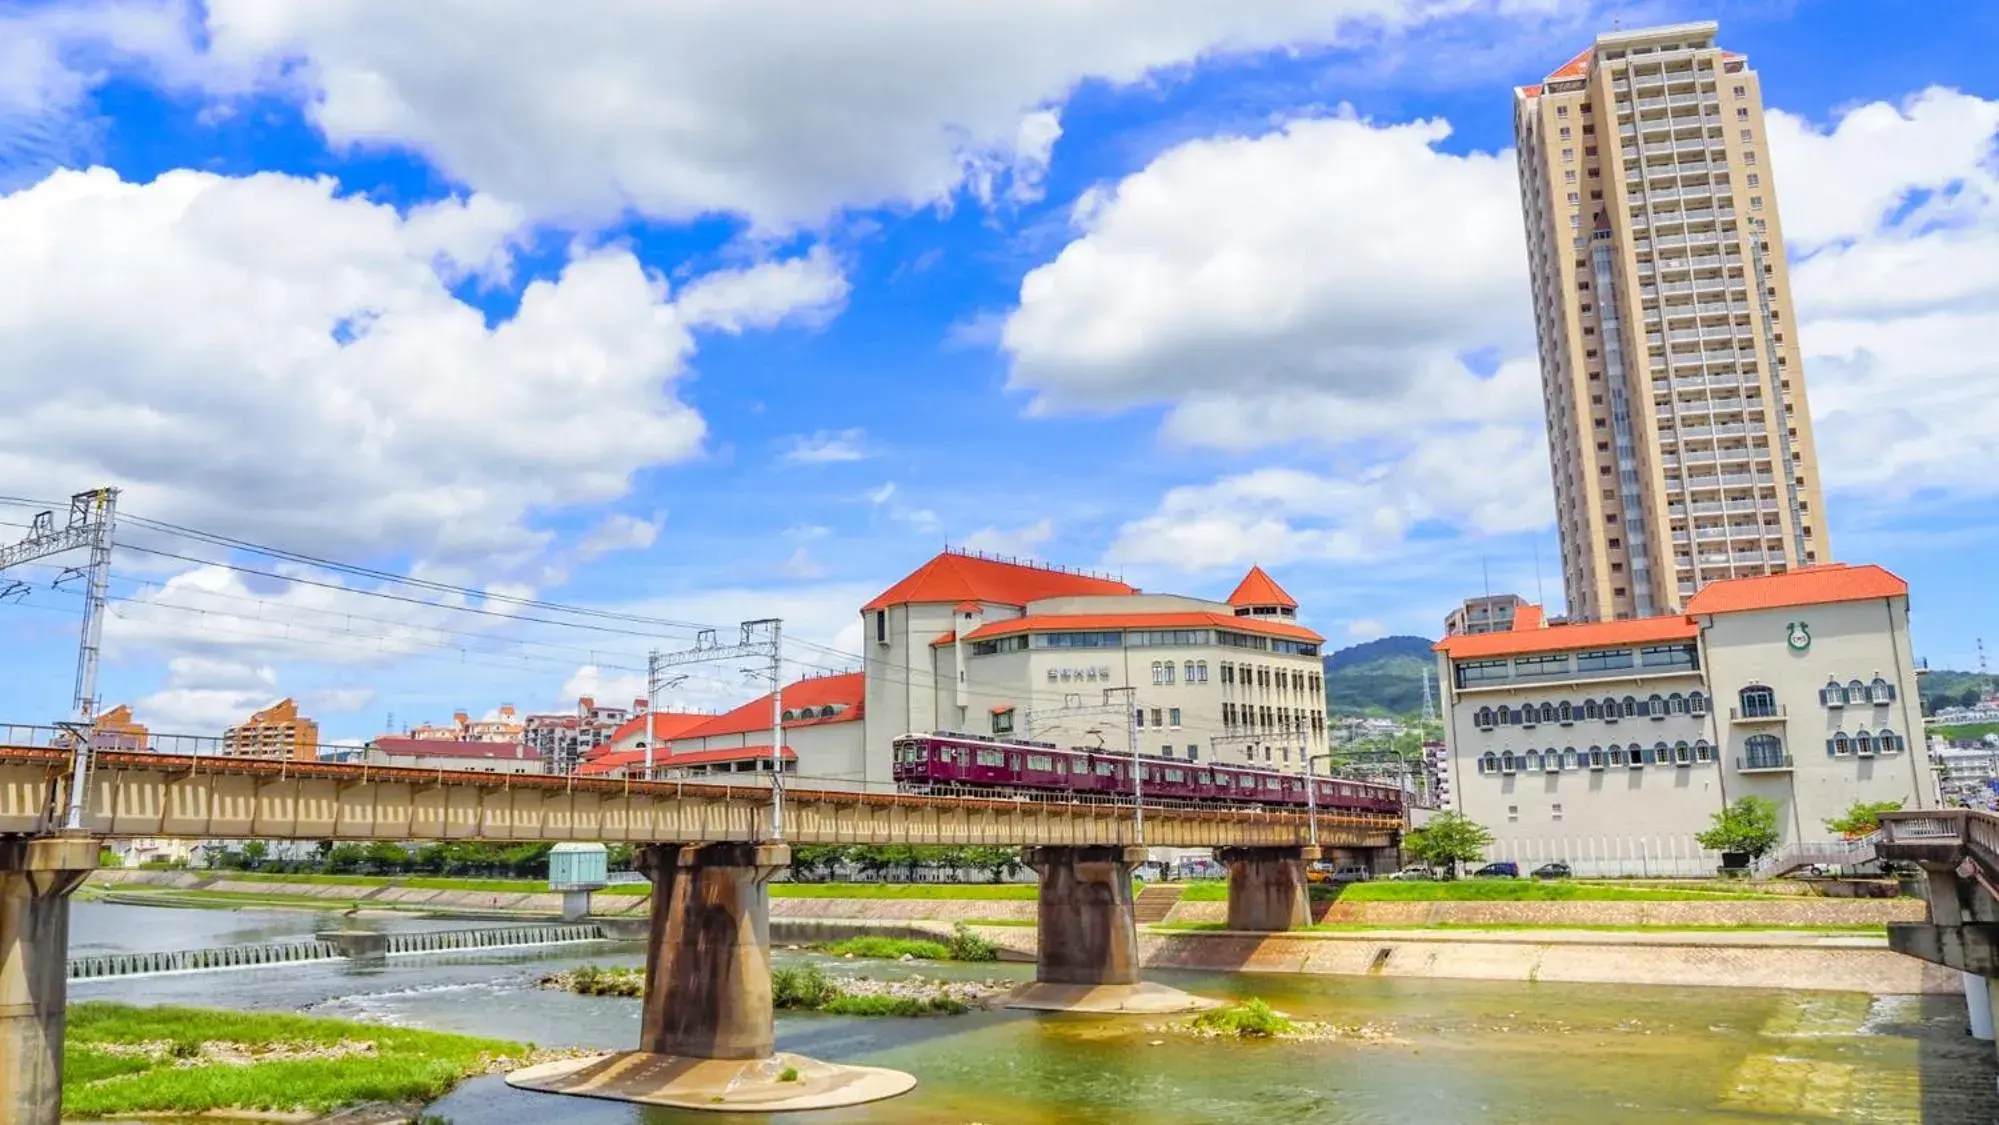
0 488 119 830
1030 687 1143 846
1420 666 1437 725
652 620 785 839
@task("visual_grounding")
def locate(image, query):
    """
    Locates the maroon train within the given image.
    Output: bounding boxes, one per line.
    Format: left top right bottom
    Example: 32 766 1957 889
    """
890 730 1402 815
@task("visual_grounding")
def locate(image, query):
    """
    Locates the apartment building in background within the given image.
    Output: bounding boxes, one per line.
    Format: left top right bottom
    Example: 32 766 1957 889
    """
221 698 319 761
1446 594 1528 636
91 704 150 751
400 705 523 743
1514 20 1828 622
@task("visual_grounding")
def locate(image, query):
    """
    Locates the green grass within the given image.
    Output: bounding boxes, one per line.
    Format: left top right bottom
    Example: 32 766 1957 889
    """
822 937 954 960
1932 722 1999 742
821 994 969 1017
208 871 557 894
1191 999 1295 1038
771 882 1038 900
62 1003 527 1116
1339 879 1786 902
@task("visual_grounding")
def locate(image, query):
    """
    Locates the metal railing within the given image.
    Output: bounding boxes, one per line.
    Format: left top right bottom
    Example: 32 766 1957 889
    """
1752 836 1878 879
1736 753 1793 772
1729 704 1787 721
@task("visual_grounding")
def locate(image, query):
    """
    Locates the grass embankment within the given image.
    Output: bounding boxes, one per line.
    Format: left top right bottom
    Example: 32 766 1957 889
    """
545 963 991 1016
772 882 1038 900
823 924 1000 962
1339 879 1788 902
1933 721 1999 742
63 1003 529 1118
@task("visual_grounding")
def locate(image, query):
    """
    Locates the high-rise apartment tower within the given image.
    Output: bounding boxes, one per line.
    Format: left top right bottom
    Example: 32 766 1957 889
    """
1514 21 1828 621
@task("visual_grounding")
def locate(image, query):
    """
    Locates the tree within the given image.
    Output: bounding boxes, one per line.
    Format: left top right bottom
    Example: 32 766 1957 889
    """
326 843 368 874
789 845 846 883
1697 796 1781 860
240 841 268 871
1825 798 1904 839
1403 811 1493 878
965 845 1023 884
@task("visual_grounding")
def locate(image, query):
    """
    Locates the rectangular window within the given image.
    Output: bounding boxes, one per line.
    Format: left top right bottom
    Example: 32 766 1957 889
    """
1134 709 1145 729
1456 659 1510 687
1640 644 1698 670
1161 744 1174 759
970 634 1029 656
1187 745 1200 761
991 709 1015 735
1031 631 1124 649
875 610 887 644
1151 708 1164 728
1575 649 1635 673
1512 653 1572 679
1169 707 1182 728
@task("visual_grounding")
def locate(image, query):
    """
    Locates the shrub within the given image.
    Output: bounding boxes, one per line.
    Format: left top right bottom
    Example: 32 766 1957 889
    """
945 923 999 962
777 1066 800 1083
821 937 952 961
821 994 967 1017
1191 998 1295 1039
771 964 840 1010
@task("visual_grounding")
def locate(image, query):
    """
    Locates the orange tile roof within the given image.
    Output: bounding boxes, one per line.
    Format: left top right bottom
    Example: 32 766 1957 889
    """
575 744 797 777
603 710 714 747
675 671 865 741
863 550 1133 611
1434 615 1697 660
1226 565 1298 609
1518 83 1544 98
946 611 1323 646
1545 46 1592 81
1512 604 1545 631
1684 564 1908 616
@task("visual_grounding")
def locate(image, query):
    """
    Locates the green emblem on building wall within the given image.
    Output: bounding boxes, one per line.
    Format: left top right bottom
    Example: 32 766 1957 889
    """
1786 621 1811 652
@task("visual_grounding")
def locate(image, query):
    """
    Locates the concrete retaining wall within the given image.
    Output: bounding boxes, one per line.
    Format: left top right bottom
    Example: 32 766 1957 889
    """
1163 898 1926 927
769 898 1038 923
1131 930 1959 994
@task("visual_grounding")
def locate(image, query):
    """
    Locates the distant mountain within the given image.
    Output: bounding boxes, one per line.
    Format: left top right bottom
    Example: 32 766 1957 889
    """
1322 635 1435 715
1923 669 1999 714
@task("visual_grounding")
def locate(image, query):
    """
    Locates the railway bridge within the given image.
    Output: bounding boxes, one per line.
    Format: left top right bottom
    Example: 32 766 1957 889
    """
0 739 1399 1122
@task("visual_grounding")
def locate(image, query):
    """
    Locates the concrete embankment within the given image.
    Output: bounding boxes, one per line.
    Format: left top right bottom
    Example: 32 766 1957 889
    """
1163 897 1926 927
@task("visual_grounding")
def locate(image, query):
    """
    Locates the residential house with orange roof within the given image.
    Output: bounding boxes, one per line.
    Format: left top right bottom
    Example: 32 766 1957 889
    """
1434 564 1932 875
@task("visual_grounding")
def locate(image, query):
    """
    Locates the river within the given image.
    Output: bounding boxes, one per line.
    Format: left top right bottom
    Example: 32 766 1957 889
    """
69 901 1999 1124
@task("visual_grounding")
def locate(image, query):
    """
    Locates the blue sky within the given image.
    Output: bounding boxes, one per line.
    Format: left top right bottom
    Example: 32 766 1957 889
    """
1 0 1996 741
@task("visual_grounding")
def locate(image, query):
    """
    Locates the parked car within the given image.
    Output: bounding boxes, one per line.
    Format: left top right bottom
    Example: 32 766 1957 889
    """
1176 858 1225 880
1387 864 1438 881
1330 864 1372 884
1530 862 1573 879
1472 862 1521 878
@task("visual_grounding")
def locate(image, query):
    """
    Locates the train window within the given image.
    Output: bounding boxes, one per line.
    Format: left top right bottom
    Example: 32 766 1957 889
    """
1095 762 1115 776
974 749 1005 767
1026 754 1054 771
1264 777 1280 790
1164 769 1186 783
1197 771 1213 784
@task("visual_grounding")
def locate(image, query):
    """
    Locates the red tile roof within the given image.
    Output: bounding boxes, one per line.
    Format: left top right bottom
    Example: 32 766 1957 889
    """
370 736 537 761
1518 83 1544 98
575 744 797 777
946 611 1323 646
674 672 865 741
1434 615 1697 660
1226 566 1298 609
1512 604 1545 631
863 550 1133 611
1684 564 1908 616
603 711 714 747
1545 46 1592 81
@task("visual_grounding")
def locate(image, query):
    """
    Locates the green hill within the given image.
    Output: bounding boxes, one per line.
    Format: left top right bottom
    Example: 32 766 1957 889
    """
1923 669 1998 715
1322 635 1435 716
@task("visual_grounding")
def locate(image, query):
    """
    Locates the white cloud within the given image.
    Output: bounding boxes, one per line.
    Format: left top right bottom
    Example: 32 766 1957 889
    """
1346 618 1386 640
676 247 849 333
574 514 663 561
962 519 1055 559
134 655 281 734
561 664 647 709
1769 88 1999 500
0 167 839 563
149 0 1522 230
778 546 829 580
781 428 870 465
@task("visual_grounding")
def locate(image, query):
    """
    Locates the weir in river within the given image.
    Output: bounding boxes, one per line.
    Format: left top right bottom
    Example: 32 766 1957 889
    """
67 922 608 980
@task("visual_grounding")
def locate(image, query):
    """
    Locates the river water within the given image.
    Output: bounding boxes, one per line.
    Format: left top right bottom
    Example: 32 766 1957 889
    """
69 902 1999 1124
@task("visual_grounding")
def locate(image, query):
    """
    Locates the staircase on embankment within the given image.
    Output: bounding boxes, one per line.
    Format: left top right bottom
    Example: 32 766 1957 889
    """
1134 883 1185 924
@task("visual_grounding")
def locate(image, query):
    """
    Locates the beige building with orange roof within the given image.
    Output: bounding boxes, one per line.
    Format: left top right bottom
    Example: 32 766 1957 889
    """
1436 565 1933 875
1515 20 1829 622
221 698 319 761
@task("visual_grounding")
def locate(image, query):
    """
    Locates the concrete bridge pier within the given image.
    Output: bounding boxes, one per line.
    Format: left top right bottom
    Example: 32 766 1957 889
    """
1007 845 1216 1014
1 834 98 1125
1217 845 1319 932
508 841 917 1111
637 842 787 1060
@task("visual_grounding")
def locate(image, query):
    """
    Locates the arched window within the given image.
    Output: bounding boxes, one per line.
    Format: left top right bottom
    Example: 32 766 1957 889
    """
1476 707 1494 728
1500 751 1517 773
1646 693 1666 719
781 709 797 721
1482 752 1498 775
1561 747 1579 770
1883 731 1903 753
1669 692 1687 715
1184 661 1197 683
1869 677 1895 704
1654 741 1671 766
1584 698 1602 720
820 705 838 718
1695 739 1716 763
1540 702 1558 724
1602 696 1621 722
1853 730 1874 755
1832 731 1850 756
1622 696 1640 718
1820 680 1845 708
1609 745 1626 766
1847 680 1866 706
1742 734 1779 768
1689 691 1709 715
1523 750 1542 772
1558 701 1574 724
1197 660 1210 683
1739 686 1776 719
1674 741 1692 765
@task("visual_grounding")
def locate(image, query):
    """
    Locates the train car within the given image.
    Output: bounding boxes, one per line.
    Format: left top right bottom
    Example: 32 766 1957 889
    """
890 731 1402 816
